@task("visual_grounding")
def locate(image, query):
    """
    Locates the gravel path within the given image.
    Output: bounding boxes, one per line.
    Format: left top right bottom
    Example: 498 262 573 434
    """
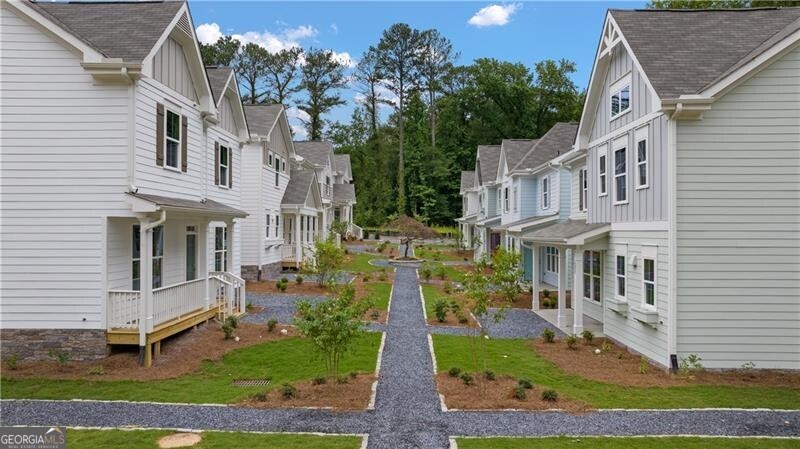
476 308 565 338
242 293 328 325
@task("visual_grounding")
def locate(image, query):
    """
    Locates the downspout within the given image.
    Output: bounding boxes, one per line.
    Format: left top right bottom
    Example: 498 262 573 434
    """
123 68 138 193
666 103 682 371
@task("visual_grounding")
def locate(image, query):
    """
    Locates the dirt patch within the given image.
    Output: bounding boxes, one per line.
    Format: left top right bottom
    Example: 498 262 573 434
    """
437 373 589 413
362 308 387 324
247 280 332 297
157 433 202 448
427 314 479 328
241 374 375 410
1 322 297 382
490 291 532 309
532 338 800 388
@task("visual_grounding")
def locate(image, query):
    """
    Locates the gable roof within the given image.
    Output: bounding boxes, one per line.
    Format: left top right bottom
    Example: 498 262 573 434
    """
294 141 333 167
333 154 352 177
244 104 284 137
281 169 317 206
610 8 800 99
501 140 539 172
512 122 578 172
460 171 475 193
333 183 356 204
206 66 233 104
29 0 184 63
476 145 501 186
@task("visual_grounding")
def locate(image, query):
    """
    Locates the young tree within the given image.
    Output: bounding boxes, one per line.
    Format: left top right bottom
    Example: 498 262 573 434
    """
417 29 457 148
263 47 303 105
299 48 347 140
491 248 523 306
307 236 345 287
235 43 269 104
385 215 438 258
200 36 240 67
376 23 423 215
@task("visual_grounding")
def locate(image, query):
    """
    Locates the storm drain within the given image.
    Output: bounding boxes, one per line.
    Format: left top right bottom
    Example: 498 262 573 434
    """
232 379 271 387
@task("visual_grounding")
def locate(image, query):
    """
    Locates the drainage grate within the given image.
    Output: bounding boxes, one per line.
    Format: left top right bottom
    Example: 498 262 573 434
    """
232 379 272 387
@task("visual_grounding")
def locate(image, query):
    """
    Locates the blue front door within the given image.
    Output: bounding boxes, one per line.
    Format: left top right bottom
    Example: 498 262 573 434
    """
522 247 533 282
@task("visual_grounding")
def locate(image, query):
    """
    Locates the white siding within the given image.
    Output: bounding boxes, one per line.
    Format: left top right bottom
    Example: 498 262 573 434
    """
0 5 130 329
218 95 238 136
152 37 198 102
675 46 800 370
570 162 588 220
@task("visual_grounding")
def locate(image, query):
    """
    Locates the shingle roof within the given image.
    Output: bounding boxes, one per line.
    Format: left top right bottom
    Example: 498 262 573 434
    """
476 145 501 185
333 154 352 176
521 219 608 243
610 8 800 98
127 192 247 217
244 104 283 137
294 141 333 167
29 0 185 63
281 169 316 205
333 183 356 204
460 171 475 192
502 139 538 171
513 123 578 171
206 66 232 104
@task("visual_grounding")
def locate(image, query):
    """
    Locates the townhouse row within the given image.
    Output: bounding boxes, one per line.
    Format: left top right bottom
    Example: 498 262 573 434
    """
0 0 359 365
458 7 800 370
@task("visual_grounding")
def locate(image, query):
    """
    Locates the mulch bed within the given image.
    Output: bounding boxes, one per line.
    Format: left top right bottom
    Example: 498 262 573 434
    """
240 374 375 410
532 338 800 388
437 373 589 413
490 291 533 309
427 313 479 328
247 281 332 296
1 322 297 382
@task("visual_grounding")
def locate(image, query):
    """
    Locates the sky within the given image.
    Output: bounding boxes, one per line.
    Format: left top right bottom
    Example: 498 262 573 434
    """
189 1 647 138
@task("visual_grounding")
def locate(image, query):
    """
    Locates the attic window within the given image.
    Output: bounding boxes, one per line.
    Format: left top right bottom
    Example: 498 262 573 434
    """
610 74 631 119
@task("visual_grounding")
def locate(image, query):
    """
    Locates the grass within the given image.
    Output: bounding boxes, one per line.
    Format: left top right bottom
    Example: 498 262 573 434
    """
365 282 392 310
415 246 466 262
432 334 800 409
1 333 382 404
67 429 362 449
342 253 385 273
456 437 800 449
421 284 448 318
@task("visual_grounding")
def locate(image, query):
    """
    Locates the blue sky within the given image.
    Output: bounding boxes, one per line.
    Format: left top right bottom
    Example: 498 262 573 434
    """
190 1 646 137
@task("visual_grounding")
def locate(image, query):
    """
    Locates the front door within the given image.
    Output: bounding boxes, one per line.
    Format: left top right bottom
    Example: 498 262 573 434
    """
542 246 559 286
490 232 501 255
186 228 197 281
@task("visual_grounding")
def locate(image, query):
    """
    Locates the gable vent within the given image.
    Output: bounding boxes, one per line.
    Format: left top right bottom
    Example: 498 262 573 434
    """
175 12 193 38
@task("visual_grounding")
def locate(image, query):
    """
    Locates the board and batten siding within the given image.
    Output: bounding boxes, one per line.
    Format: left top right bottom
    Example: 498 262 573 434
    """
152 37 198 102
603 230 670 367
218 95 239 137
569 162 588 220
675 45 800 370
0 4 131 329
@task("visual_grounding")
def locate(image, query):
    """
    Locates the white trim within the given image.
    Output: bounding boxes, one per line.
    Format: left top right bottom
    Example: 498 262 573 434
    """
667 114 678 360
635 125 649 190
367 331 386 410
612 137 628 205
641 244 657 311
614 244 627 300
588 111 664 149
598 145 608 197
611 221 668 231
541 175 550 209
609 72 632 121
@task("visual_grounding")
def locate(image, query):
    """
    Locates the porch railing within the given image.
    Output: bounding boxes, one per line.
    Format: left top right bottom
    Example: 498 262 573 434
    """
152 278 207 326
348 223 364 240
210 271 246 315
107 290 140 329
282 245 298 261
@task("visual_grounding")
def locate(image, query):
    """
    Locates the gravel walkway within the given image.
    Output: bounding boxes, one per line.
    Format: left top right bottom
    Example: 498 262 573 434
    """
3 246 799 445
476 308 565 338
242 293 328 325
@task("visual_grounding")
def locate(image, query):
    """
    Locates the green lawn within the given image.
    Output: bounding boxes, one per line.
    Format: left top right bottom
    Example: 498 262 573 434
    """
365 282 392 310
1 333 382 404
421 284 447 318
343 253 385 273
456 437 799 449
415 246 465 262
67 429 361 449
432 334 800 409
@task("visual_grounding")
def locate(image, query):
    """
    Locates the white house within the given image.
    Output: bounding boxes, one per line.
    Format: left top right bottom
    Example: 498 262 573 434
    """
332 154 361 239
456 171 478 249
471 145 502 260
0 0 248 366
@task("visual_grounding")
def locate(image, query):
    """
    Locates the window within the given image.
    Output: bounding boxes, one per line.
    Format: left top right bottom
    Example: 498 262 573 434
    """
131 224 163 290
274 214 280 237
504 187 509 212
579 168 588 212
268 152 273 168
262 146 269 167
545 247 559 274
513 186 519 212
635 127 648 189
281 159 286 172
164 109 181 169
275 170 279 187
616 255 626 297
218 144 230 188
598 146 607 196
541 176 550 209
614 144 627 204
266 214 271 238
214 227 227 272
610 75 631 119
642 246 657 309
582 250 601 302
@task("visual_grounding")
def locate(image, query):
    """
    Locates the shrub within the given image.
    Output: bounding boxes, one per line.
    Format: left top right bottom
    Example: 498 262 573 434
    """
435 264 447 280
336 376 349 384
280 276 289 284
312 376 327 385
679 354 704 376
541 389 558 402
639 356 649 374
276 280 288 291
370 309 380 321
741 361 756 372
363 273 372 282
378 270 388 282
448 300 460 313
4 354 18 371
295 275 304 285
222 322 236 339
421 266 433 283
456 312 469 324
448 367 462 377
87 365 105 376
48 349 71 370
434 299 449 323
601 340 612 352
252 392 267 402
443 281 453 294
460 372 474 386
541 289 551 298
518 378 533 389
281 383 296 399
483 369 496 381
267 319 278 332
581 330 594 344
541 328 556 343
513 386 527 400
224 315 239 329
565 334 578 350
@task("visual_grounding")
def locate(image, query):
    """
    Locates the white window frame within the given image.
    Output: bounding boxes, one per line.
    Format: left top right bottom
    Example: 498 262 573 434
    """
613 136 628 205
268 152 274 168
635 126 649 190
598 145 608 197
582 250 601 302
132 224 163 290
504 187 509 212
609 73 632 120
265 213 271 239
513 185 518 212
541 176 550 210
218 144 230 189
274 214 280 238
579 167 588 212
281 159 286 173
545 246 559 274
615 244 627 299
214 226 228 272
641 245 657 310
163 108 182 171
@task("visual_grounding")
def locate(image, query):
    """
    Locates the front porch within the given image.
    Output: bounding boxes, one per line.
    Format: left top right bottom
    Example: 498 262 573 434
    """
280 208 322 268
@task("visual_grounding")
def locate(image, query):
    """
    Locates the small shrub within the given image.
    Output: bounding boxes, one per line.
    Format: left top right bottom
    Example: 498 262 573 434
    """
448 367 462 377
48 349 71 370
483 369 496 381
434 299 449 323
281 383 296 399
4 354 18 371
370 309 381 321
456 312 469 324
443 281 453 294
679 354 704 376
448 300 460 313
541 389 558 402
295 275 304 285
435 264 447 280
541 289 551 298
312 376 327 385
741 361 756 372
518 378 533 389
421 266 433 283
617 351 625 360
565 334 578 350
513 386 527 400
460 372 474 386
280 276 289 284
224 315 239 329
639 356 649 375
222 323 235 339
378 270 388 282
252 392 268 402
246 303 255 312
87 365 105 376
267 319 278 332
363 273 372 282
580 330 594 344
336 376 349 384
541 328 556 343
601 340 612 352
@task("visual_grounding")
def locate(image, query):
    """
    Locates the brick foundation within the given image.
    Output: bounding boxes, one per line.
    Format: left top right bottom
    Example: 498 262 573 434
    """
241 262 283 282
1 328 107 362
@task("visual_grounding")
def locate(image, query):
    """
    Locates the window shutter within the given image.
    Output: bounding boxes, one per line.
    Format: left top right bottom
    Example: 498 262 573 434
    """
156 103 164 166
228 148 234 188
181 115 188 172
214 142 220 185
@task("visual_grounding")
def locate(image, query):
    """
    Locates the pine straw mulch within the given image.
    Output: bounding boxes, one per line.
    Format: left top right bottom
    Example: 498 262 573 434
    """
437 373 589 413
427 312 479 328
1 322 297 382
489 291 533 309
532 338 800 388
246 280 333 297
239 374 375 410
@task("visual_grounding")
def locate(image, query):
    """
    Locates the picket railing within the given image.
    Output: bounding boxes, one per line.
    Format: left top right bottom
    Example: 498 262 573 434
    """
107 290 140 329
152 278 206 325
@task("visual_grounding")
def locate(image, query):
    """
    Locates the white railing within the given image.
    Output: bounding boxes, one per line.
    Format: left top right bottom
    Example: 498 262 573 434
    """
211 271 246 315
152 278 207 325
107 290 140 329
282 245 298 261
349 223 364 240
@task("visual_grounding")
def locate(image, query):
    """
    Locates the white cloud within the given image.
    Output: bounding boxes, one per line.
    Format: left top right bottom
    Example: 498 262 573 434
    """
196 22 223 45
286 106 311 123
283 25 318 41
331 51 357 69
291 124 308 140
330 23 339 35
467 3 521 28
354 84 399 109
196 23 319 54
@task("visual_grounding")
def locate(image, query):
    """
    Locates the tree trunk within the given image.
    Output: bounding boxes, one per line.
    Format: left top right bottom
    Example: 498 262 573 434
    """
397 91 406 215
429 89 436 148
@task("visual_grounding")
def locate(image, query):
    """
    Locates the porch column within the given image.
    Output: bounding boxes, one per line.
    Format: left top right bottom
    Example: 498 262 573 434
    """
295 211 302 268
531 244 540 311
573 247 584 335
137 217 151 353
204 220 213 310
225 219 234 316
557 245 567 329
